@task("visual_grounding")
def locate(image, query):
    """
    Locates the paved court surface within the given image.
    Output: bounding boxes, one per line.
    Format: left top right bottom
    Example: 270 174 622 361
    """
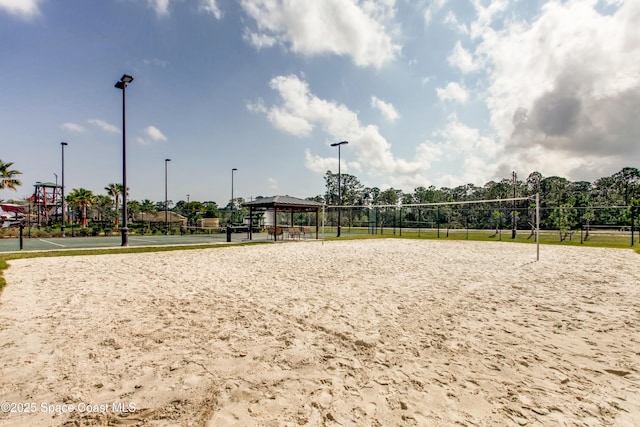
0 232 266 253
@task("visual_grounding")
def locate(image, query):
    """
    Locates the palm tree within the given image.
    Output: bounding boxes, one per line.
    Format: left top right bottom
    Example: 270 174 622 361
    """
140 199 156 232
0 160 22 191
67 188 96 228
105 183 123 231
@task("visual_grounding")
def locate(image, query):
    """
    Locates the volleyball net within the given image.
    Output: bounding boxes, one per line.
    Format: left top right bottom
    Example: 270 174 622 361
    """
322 195 541 260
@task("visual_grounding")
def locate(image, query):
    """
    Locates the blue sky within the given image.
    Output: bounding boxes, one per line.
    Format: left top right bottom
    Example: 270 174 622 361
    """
1 0 638 207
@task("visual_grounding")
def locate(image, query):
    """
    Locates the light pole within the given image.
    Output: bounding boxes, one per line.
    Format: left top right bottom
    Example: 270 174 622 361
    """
330 141 348 237
231 168 237 224
165 158 171 234
115 74 134 246
60 142 68 237
512 171 517 239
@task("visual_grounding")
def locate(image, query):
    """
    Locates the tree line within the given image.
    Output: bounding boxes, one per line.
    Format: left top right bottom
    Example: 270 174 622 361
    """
310 167 640 232
2 158 639 231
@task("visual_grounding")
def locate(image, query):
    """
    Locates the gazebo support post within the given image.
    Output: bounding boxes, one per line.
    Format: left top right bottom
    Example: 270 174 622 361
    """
274 207 277 241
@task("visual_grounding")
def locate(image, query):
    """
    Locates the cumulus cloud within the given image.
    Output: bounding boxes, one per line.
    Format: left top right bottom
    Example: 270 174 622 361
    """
88 119 120 134
199 0 222 19
435 82 469 103
370 96 399 122
0 0 41 17
60 122 86 133
251 74 429 188
239 0 401 68
471 0 640 179
447 41 481 73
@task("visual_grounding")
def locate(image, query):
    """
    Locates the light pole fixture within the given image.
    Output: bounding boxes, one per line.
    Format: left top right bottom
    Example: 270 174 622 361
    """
60 142 68 237
330 140 348 237
115 74 134 246
231 168 237 224
165 158 171 234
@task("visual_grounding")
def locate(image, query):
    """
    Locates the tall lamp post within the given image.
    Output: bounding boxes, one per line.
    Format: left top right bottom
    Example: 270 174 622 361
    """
115 74 134 246
165 158 171 234
512 171 517 239
330 141 348 237
231 168 237 224
60 142 68 237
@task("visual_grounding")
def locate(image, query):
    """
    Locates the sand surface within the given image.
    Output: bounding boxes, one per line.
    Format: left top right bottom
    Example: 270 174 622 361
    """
0 239 639 426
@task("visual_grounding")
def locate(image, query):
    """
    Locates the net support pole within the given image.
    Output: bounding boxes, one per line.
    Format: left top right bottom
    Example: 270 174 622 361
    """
536 193 540 261
322 205 325 241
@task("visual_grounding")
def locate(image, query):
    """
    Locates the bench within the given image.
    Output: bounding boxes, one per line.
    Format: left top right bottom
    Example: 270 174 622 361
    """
267 226 284 240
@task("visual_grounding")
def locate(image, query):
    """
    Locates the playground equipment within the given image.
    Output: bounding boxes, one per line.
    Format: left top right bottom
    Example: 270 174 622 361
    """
32 181 62 226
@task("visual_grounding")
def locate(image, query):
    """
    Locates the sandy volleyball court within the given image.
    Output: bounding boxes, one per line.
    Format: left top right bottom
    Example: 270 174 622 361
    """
0 239 639 426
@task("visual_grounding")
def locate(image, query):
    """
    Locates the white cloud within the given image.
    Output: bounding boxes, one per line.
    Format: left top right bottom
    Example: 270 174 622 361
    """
148 0 170 16
424 0 447 25
447 40 481 73
239 0 401 68
60 122 86 133
469 0 640 179
267 177 278 190
142 125 168 144
253 74 429 188
417 115 500 188
435 82 469 103
199 0 222 19
443 11 468 34
469 0 509 39
370 96 399 122
0 0 41 17
88 119 120 134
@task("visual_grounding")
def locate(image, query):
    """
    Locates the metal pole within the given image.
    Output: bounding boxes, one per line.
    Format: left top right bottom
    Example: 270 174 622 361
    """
61 142 67 237
536 192 540 261
512 171 517 239
337 145 341 237
121 83 128 246
330 141 348 237
115 74 133 246
165 159 170 234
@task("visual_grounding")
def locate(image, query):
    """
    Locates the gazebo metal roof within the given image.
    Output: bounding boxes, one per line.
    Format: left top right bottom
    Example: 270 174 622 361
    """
242 196 324 212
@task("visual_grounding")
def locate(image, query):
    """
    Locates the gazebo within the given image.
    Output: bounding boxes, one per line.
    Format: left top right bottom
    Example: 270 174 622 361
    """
242 196 324 241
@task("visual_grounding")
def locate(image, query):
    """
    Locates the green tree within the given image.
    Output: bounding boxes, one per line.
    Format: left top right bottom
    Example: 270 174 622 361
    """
67 188 96 228
491 210 503 236
582 210 595 241
94 195 113 222
549 203 578 241
140 199 156 231
202 201 219 218
324 171 364 206
0 160 22 191
613 167 640 206
105 183 123 230
127 199 141 224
